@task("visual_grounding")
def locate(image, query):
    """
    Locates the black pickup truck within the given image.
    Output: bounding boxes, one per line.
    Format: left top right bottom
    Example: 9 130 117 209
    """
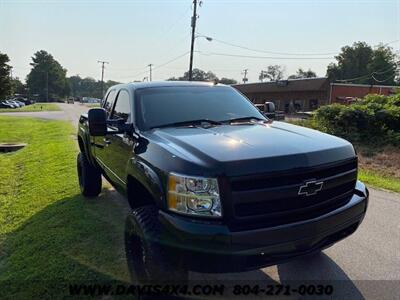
77 81 368 282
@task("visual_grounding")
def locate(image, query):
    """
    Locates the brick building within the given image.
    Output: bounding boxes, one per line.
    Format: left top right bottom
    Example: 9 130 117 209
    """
329 83 398 104
233 78 399 112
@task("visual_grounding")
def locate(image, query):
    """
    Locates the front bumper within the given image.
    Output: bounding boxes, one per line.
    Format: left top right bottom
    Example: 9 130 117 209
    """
159 181 369 273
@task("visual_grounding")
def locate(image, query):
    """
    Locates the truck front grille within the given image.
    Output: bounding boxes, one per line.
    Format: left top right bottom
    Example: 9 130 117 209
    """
227 158 357 231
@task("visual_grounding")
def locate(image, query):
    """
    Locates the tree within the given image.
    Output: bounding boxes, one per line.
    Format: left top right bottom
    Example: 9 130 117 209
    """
166 68 237 84
26 50 70 101
167 68 222 82
367 45 399 85
0 52 12 99
171 68 210 81
11 77 26 95
326 42 399 85
67 75 121 99
288 68 317 79
259 65 284 82
218 77 238 85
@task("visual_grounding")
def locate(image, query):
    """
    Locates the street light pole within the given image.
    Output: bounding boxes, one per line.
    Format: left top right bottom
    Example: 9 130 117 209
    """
188 0 198 81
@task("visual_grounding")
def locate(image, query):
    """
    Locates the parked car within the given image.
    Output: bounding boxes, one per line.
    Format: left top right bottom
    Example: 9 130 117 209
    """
13 100 25 107
12 96 27 102
67 97 75 104
77 82 368 283
4 100 21 108
13 97 33 105
25 99 35 105
82 97 101 103
0 101 16 108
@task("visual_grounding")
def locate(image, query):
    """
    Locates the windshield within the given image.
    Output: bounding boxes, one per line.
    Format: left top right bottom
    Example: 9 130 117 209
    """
136 86 265 130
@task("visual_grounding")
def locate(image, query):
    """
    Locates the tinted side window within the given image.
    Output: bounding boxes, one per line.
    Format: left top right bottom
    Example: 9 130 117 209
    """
104 90 116 115
111 90 131 122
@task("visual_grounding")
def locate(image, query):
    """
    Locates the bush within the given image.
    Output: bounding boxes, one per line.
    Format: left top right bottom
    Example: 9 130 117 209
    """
312 94 400 146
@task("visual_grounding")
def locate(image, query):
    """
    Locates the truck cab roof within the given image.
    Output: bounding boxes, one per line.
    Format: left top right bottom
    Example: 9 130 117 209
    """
110 81 221 92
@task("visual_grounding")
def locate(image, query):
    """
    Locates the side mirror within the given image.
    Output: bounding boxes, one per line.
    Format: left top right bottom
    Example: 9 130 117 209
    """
264 112 276 119
88 108 107 136
264 102 275 113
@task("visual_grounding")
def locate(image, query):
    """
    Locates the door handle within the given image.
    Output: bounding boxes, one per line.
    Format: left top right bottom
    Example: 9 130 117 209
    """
103 138 111 145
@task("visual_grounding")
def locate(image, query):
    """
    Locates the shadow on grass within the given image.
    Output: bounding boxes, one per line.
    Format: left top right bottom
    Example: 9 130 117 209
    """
0 188 131 299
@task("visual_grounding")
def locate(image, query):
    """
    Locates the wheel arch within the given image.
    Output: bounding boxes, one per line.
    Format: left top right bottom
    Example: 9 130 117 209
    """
126 159 165 210
78 135 85 153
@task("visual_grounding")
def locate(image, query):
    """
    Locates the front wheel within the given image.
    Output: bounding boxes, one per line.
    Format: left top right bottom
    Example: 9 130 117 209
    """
125 205 188 284
77 152 102 197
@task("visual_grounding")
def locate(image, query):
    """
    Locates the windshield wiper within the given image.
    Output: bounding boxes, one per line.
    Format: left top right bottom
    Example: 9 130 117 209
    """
221 116 266 124
150 119 223 129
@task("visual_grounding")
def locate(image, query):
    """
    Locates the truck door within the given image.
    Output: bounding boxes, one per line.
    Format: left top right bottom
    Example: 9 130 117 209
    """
99 89 134 190
94 89 116 180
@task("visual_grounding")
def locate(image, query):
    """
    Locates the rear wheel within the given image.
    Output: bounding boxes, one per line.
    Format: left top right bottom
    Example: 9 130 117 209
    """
77 152 102 197
125 205 188 284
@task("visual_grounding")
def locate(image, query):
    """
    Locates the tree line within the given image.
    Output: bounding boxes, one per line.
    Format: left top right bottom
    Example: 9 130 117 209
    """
0 41 399 101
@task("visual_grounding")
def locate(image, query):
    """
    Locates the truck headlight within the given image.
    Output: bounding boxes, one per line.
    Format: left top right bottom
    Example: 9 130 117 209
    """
167 173 222 217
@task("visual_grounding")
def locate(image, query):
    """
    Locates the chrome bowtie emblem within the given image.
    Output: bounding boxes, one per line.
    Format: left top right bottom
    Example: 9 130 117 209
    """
298 180 323 196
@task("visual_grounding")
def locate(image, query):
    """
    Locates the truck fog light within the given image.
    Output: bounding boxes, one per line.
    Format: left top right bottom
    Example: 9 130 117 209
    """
167 173 222 217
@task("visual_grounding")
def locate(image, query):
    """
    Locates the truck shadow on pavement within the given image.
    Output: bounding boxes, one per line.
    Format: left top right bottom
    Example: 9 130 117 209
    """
1 186 363 299
194 252 363 299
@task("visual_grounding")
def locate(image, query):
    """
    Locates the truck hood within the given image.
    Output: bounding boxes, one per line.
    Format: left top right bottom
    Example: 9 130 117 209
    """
146 121 355 176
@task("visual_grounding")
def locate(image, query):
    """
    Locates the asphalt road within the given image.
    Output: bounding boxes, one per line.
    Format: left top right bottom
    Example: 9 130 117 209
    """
3 103 399 299
0 102 91 123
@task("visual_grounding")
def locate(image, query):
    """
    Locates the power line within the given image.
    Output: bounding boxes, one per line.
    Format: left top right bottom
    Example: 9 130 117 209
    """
128 51 190 80
197 32 400 58
371 74 396 83
196 50 333 60
381 39 400 47
335 65 397 82
107 66 148 72
373 65 398 75
152 3 193 48
196 32 338 56
153 51 190 71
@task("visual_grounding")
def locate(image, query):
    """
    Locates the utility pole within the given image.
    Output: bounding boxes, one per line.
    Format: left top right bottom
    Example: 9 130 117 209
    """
188 0 199 81
148 64 153 81
97 60 109 97
242 69 249 84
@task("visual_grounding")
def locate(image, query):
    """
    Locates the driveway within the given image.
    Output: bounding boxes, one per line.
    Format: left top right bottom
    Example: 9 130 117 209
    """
4 103 400 299
198 188 400 299
0 102 91 124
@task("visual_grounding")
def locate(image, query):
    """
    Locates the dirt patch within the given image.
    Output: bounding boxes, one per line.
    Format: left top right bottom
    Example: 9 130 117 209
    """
358 146 400 178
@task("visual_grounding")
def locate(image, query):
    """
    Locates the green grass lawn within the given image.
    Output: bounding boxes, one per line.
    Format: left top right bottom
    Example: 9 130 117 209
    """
0 116 129 299
0 103 60 113
359 169 400 193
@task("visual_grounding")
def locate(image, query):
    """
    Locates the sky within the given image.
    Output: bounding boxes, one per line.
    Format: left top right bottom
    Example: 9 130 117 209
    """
1 0 399 83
